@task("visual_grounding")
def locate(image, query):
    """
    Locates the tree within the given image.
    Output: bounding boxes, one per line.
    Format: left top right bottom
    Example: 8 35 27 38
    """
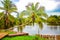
0 0 17 29
16 12 26 32
20 2 48 33
47 15 60 26
58 16 60 26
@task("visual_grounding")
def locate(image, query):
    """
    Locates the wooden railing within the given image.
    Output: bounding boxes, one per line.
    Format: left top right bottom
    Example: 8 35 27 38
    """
40 35 60 40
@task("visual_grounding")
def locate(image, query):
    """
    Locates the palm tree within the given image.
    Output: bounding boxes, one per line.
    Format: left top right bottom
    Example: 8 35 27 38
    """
16 12 26 32
0 0 17 29
21 2 48 34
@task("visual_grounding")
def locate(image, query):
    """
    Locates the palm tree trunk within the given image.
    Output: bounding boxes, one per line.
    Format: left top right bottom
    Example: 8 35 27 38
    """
32 12 35 26
32 15 35 26
18 26 23 33
5 11 9 29
32 17 35 26
20 26 23 33
18 27 20 32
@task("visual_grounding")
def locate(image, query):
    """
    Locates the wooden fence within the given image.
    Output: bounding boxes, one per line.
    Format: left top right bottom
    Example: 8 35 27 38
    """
40 35 60 40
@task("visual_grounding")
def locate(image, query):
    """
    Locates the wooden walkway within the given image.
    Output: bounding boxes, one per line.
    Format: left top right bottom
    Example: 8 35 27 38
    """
0 32 28 39
0 32 8 39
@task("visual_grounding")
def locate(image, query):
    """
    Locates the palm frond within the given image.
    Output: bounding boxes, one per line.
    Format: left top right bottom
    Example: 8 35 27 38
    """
8 14 15 22
26 5 31 11
31 3 35 10
0 12 4 20
38 7 48 17
40 17 47 23
35 2 39 10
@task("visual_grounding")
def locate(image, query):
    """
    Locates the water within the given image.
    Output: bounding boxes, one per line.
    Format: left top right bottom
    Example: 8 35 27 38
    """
13 23 60 35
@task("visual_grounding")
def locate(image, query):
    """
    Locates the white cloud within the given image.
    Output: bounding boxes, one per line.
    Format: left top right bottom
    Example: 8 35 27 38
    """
15 0 58 12
40 0 58 11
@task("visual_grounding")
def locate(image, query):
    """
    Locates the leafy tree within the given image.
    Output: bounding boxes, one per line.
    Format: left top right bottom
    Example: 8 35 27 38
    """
47 15 60 26
0 0 17 29
20 2 48 33
21 2 47 28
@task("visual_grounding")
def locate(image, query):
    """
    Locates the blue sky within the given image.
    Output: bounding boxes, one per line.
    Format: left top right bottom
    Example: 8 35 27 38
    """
47 4 60 13
12 0 19 2
47 1 60 13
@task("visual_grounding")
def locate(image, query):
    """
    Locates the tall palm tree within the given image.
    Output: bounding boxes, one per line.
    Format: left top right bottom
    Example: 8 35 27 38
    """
22 2 47 27
21 2 48 34
0 0 17 29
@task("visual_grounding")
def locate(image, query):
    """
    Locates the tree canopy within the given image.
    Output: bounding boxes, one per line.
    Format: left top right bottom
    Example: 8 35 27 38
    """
0 0 17 29
47 15 60 26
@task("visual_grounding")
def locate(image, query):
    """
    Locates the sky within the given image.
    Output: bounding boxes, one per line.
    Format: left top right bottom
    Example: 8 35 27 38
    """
13 0 60 12
13 0 60 16
0 0 60 16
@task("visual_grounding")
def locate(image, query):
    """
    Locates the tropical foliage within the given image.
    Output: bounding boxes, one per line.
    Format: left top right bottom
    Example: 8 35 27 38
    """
0 0 17 29
20 2 48 29
16 13 26 32
47 15 60 26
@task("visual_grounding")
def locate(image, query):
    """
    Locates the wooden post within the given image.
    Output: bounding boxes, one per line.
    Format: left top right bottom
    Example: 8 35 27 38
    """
56 35 60 40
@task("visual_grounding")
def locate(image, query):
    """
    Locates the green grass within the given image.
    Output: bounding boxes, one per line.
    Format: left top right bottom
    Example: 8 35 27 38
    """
8 31 16 34
2 35 47 40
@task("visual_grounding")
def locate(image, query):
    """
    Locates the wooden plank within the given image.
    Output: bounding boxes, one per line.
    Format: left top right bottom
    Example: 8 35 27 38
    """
0 32 8 39
8 32 28 36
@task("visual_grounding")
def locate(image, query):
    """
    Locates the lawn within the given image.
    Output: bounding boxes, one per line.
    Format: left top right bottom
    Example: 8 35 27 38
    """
2 35 47 40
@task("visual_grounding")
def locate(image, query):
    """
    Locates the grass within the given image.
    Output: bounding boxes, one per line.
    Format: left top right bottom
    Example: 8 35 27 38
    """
2 36 47 40
8 31 16 34
0 30 16 34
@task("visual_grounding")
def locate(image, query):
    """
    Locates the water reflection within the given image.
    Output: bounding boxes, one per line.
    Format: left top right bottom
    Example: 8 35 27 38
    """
13 24 60 35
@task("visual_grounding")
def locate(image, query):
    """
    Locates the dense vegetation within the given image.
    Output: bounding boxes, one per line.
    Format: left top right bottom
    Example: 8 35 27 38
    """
47 15 60 26
0 0 48 33
0 0 17 29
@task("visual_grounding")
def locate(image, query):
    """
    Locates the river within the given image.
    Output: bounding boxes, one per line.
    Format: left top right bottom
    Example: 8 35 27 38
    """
13 23 60 35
